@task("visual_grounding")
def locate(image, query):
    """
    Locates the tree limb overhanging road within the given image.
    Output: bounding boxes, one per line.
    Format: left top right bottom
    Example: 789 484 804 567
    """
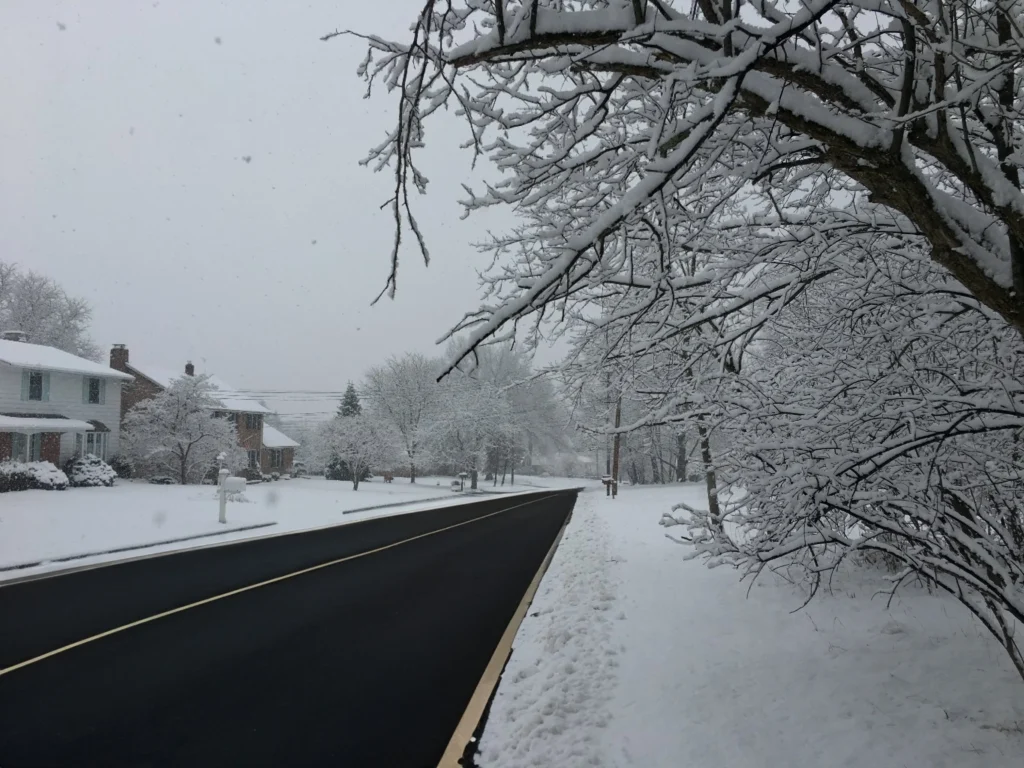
0 489 579 768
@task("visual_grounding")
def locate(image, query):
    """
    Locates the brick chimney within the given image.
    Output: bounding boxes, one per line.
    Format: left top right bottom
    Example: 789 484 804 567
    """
110 344 129 372
185 361 195 376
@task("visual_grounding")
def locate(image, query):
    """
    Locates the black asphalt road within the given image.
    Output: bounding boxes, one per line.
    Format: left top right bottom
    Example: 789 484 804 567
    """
0 489 578 768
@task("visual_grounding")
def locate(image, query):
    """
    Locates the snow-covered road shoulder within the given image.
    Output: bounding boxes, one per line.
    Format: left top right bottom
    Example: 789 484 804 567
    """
478 484 1024 768
476 490 618 767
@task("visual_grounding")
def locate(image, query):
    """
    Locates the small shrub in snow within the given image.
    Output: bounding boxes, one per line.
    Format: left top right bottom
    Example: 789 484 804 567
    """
241 466 265 483
63 455 117 488
107 454 134 479
0 461 69 492
149 476 175 485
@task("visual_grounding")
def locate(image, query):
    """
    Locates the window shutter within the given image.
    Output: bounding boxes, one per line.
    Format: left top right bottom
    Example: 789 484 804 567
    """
99 379 107 405
42 373 51 402
82 377 89 404
21 371 30 400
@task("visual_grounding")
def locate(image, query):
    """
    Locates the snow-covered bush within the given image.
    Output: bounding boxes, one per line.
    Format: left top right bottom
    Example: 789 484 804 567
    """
64 455 117 488
0 461 69 492
107 454 133 479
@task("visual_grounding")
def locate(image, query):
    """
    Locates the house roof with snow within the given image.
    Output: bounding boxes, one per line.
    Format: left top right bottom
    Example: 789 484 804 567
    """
262 424 299 449
0 414 96 433
126 362 271 414
0 339 133 380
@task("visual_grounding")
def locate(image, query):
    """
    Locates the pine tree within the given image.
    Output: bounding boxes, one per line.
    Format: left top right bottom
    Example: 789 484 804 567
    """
338 381 362 417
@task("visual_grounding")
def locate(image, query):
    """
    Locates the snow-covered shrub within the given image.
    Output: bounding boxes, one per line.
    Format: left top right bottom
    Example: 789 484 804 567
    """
107 454 133 479
0 461 69 492
240 466 265 483
64 455 117 488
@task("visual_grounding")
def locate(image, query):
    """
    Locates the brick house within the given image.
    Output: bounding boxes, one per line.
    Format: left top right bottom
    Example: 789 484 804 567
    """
261 424 299 474
0 333 132 465
109 345 272 469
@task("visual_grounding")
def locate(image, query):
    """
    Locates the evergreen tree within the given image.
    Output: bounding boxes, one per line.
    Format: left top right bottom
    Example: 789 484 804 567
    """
338 381 362 417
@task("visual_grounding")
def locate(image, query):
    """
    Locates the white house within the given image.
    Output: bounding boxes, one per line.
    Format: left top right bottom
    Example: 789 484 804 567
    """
0 333 133 465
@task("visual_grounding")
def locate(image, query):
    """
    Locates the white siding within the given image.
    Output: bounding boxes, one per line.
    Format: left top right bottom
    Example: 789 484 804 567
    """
0 363 125 463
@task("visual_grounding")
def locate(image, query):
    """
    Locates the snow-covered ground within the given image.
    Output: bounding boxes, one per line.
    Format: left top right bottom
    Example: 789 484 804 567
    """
478 484 1024 768
0 476 577 581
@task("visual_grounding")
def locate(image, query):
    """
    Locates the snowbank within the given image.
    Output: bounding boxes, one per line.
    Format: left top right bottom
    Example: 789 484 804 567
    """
478 485 1024 768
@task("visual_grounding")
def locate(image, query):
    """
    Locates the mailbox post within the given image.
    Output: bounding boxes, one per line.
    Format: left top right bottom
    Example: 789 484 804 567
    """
218 469 230 523
601 474 617 498
218 470 247 523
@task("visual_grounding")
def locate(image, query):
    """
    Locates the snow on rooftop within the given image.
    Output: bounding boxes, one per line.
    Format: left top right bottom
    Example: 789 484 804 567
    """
127 362 271 414
0 414 94 433
262 424 300 449
0 339 133 380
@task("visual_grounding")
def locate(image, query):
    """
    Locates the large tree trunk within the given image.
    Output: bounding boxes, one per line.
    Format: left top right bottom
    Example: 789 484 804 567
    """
696 416 720 525
410 460 416 483
179 451 188 485
675 431 687 482
470 468 478 490
352 470 360 491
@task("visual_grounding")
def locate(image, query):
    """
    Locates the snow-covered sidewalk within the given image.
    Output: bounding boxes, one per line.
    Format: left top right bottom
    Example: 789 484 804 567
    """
478 485 1024 768
0 477 555 581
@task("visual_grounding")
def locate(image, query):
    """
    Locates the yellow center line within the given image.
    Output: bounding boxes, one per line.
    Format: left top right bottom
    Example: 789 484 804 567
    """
0 493 558 679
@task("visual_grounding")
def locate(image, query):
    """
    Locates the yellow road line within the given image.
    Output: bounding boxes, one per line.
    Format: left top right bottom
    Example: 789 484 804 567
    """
436 507 572 767
0 493 558 679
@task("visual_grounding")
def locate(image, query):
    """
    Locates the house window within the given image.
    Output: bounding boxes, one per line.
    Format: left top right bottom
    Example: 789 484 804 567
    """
28 433 42 462
270 449 282 468
11 434 27 461
25 371 47 401
245 414 262 430
87 377 102 404
247 450 260 469
76 432 107 460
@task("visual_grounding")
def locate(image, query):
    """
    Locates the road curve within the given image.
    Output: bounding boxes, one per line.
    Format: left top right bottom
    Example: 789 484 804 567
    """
0 489 578 767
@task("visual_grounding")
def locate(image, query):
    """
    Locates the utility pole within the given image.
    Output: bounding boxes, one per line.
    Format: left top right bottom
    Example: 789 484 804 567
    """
611 396 621 498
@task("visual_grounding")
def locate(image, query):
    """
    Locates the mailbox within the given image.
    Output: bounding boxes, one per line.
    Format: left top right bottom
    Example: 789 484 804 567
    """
224 476 247 494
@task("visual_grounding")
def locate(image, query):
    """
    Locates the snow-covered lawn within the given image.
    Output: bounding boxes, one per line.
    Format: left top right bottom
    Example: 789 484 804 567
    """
0 476 564 581
478 485 1024 768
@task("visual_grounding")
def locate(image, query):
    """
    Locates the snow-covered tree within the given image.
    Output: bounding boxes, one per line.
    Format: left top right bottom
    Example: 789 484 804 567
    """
340 1 1024 680
0 261 99 359
121 374 246 484
316 413 394 490
427 373 510 489
338 381 362 417
362 353 442 482
470 346 570 470
339 0 1024 338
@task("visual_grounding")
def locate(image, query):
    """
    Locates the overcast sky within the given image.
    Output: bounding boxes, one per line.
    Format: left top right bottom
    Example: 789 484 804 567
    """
1 0 523 421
